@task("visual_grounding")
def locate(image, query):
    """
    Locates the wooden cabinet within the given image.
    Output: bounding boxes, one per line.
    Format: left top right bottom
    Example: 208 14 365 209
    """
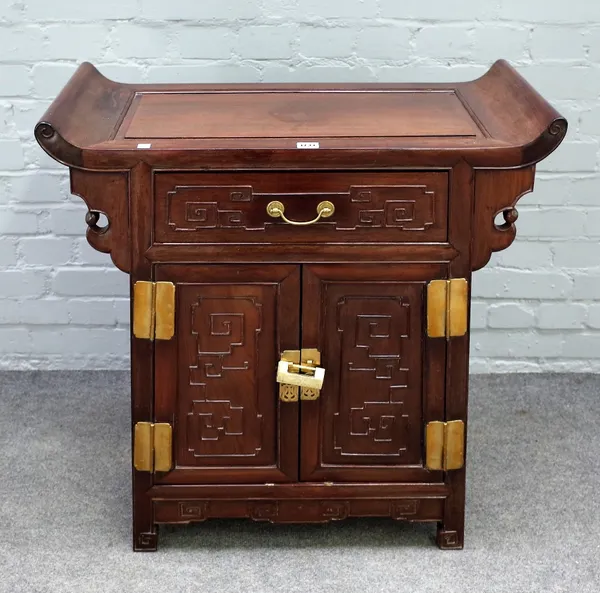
36 60 566 551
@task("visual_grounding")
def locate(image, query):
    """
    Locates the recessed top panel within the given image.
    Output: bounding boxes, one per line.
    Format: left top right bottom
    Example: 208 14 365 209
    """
124 91 482 140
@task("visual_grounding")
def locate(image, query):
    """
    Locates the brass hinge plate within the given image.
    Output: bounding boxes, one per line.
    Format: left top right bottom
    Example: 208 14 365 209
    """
133 281 175 340
133 422 173 473
427 279 468 338
425 420 465 471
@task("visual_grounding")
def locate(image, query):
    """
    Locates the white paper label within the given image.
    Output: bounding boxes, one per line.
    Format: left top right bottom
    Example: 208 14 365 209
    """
137 143 152 149
296 141 320 149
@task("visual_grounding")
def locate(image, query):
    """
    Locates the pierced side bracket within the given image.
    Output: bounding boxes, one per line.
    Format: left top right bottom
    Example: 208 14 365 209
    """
70 168 130 273
471 167 535 271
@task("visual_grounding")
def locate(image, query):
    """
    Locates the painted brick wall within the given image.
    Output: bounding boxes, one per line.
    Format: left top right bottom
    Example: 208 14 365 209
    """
0 1 599 371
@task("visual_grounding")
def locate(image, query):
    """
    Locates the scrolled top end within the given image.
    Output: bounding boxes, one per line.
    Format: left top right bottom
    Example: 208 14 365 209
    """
34 121 83 168
35 122 56 140
520 116 568 167
548 117 568 138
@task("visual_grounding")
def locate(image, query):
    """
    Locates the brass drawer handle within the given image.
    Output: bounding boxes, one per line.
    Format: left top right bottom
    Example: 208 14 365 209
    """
266 200 335 226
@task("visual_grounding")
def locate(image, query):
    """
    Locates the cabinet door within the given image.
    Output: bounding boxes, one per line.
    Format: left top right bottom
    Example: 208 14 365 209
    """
300 264 446 482
154 264 300 484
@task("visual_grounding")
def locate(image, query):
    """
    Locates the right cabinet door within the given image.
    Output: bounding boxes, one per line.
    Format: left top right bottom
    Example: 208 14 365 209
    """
300 264 447 482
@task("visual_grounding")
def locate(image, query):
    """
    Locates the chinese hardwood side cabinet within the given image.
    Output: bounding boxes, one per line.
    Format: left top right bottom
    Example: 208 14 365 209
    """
36 60 566 551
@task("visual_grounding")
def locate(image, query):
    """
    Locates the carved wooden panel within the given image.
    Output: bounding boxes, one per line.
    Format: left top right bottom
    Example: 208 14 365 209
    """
154 264 300 484
153 497 445 524
186 296 263 458
154 171 448 244
332 296 415 459
300 264 445 482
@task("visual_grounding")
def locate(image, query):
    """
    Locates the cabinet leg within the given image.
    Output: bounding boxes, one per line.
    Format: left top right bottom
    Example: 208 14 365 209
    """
436 469 465 550
133 484 158 552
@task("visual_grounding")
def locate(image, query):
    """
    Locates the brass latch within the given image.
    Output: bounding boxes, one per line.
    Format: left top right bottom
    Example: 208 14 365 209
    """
133 281 175 340
425 420 465 471
277 349 325 402
133 422 173 473
427 279 468 338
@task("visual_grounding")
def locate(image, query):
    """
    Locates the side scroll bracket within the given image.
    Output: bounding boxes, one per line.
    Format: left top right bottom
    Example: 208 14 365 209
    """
471 167 535 271
70 169 130 273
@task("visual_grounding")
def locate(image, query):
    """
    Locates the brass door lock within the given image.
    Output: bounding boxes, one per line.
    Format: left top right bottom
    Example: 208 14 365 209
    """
276 349 325 402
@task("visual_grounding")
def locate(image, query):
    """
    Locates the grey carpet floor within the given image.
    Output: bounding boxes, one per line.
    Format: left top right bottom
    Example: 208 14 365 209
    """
0 372 598 593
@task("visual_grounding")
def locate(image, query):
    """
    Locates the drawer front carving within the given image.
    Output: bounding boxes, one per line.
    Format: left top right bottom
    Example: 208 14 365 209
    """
154 171 448 244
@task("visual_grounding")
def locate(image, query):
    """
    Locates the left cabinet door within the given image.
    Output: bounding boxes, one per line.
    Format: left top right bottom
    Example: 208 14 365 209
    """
153 264 300 484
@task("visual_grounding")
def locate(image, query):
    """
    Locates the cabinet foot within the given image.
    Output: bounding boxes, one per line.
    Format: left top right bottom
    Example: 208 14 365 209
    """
436 526 464 550
134 528 158 552
133 471 158 550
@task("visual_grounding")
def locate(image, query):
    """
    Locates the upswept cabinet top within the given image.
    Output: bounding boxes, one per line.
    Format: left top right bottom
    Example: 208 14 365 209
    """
35 60 566 170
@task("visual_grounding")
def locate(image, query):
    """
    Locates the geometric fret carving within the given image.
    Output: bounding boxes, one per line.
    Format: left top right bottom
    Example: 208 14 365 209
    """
186 296 263 457
334 297 410 456
301 269 428 480
179 501 208 520
164 184 438 233
438 530 461 549
332 296 418 459
320 501 350 520
153 498 445 525
188 400 244 440
135 531 158 550
346 186 436 230
168 186 252 231
249 502 279 521
390 499 420 519
168 266 297 483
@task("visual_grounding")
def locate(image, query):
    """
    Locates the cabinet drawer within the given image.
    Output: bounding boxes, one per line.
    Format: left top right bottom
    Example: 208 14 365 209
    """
154 171 448 244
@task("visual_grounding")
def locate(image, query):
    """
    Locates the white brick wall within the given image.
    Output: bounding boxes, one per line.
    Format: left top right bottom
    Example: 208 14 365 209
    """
0 1 598 371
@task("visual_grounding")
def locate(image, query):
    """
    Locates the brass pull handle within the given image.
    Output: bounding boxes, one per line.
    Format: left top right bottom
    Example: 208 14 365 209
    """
266 200 335 226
